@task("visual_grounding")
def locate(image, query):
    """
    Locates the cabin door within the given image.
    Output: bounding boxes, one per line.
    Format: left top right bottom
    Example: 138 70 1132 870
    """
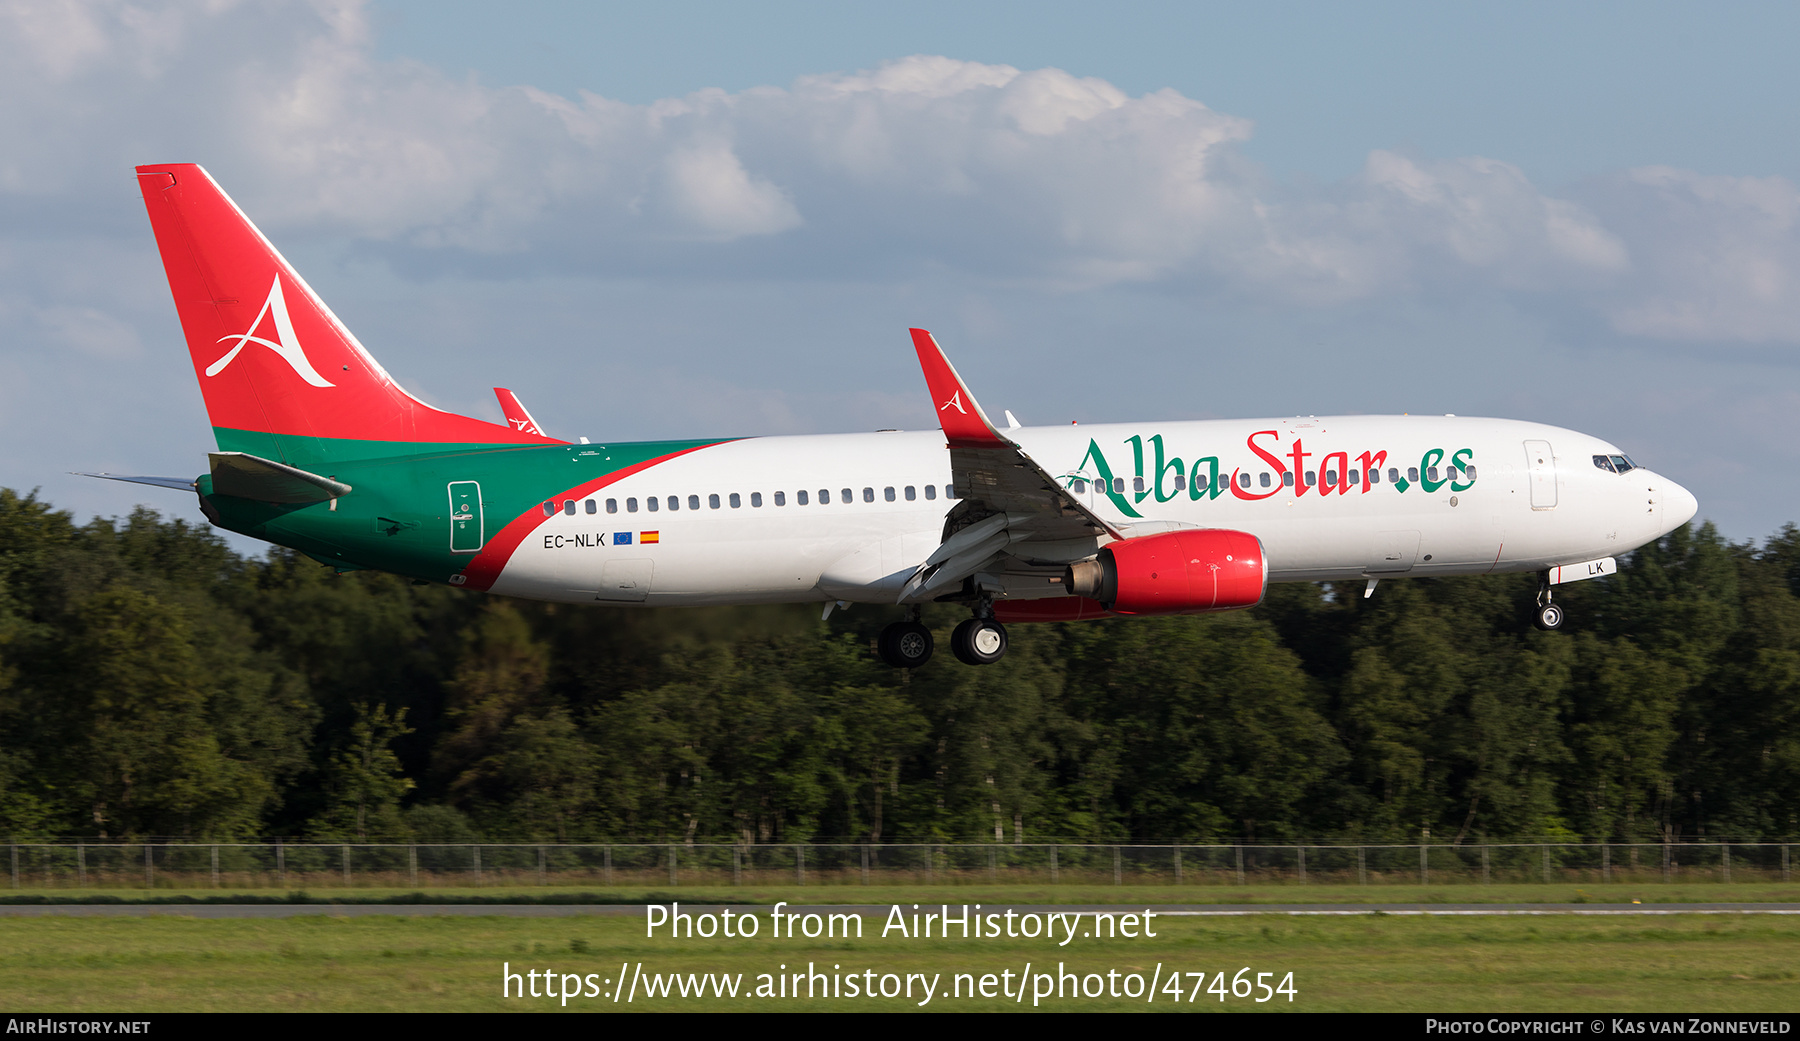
448 481 484 553
1523 440 1557 509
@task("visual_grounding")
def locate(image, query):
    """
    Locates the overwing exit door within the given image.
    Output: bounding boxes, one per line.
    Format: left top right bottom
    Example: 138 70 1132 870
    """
448 481 484 553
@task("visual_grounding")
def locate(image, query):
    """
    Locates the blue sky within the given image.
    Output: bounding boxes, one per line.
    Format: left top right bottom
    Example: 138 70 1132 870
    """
2 1 1797 542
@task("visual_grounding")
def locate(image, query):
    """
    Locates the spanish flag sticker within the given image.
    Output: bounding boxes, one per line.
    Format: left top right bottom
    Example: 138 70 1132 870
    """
640 531 660 544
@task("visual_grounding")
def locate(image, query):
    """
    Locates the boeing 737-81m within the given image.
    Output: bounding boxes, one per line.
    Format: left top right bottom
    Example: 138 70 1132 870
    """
91 164 1699 668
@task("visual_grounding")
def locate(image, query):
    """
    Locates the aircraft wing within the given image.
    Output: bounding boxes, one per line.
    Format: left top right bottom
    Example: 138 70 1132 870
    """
901 328 1119 601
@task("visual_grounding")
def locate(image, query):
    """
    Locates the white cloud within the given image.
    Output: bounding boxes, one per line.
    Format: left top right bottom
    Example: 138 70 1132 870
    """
0 0 1796 345
1587 167 1800 343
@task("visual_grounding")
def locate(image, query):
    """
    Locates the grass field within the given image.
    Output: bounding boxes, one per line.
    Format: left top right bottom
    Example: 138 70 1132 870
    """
5 881 1799 905
3 911 1799 1012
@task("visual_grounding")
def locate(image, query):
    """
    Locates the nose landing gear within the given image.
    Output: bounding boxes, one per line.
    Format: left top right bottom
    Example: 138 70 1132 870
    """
1532 577 1564 631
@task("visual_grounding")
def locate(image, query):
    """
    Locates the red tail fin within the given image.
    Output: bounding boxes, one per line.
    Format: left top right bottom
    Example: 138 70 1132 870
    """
135 164 562 463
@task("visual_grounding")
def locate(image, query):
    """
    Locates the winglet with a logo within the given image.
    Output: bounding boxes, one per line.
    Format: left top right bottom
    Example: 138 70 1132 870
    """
910 328 1012 450
904 328 1124 578
494 388 546 437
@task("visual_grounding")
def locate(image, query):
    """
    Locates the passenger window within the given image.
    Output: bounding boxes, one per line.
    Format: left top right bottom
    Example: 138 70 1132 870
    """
905 486 916 501
1427 466 1439 482
1324 470 1336 488
819 489 830 504
1387 468 1399 484
606 498 618 514
688 495 700 510
730 493 742 508
1407 467 1419 482
884 486 895 502
1465 466 1477 481
947 485 959 499
1365 469 1376 485
647 496 658 512
1304 470 1316 487
751 492 763 507
562 500 575 515
1348 470 1359 486
774 491 786 506
842 488 853 503
925 485 937 500
584 499 596 514
1282 472 1294 488
1238 473 1251 489
627 497 639 513
798 490 809 505
709 494 721 509
1112 478 1125 494
1173 474 1186 491
542 501 555 517
668 496 679 511
1133 477 1145 493
1071 479 1087 494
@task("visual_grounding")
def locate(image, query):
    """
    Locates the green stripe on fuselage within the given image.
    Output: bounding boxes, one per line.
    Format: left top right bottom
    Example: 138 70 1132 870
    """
202 429 728 583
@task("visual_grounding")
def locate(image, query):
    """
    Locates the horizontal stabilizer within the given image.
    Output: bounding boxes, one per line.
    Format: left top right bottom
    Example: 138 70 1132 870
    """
72 472 197 492
208 452 351 503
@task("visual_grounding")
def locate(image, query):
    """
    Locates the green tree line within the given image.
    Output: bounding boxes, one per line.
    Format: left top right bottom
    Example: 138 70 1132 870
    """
0 487 1794 845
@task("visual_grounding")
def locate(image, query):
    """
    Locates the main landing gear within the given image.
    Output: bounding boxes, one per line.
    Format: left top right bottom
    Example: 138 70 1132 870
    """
1533 577 1564 631
950 602 1008 666
877 604 1011 668
878 610 935 669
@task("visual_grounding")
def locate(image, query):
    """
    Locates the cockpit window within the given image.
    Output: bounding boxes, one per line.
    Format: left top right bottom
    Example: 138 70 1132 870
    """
1593 454 1617 474
1610 455 1637 473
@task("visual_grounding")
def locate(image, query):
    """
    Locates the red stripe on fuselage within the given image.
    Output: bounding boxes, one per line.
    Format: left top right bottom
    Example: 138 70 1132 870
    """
457 442 730 592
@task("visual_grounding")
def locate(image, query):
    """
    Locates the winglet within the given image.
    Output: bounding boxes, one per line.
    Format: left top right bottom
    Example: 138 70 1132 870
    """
494 388 546 438
910 328 1011 449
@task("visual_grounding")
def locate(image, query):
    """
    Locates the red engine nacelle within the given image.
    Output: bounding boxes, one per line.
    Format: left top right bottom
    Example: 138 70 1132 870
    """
1064 529 1266 615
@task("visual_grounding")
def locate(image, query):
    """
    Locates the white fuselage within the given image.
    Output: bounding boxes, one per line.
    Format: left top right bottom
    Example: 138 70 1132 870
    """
490 415 1698 606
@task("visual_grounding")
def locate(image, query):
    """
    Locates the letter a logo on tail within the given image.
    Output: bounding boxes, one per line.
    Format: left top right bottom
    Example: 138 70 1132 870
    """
940 390 966 415
207 275 335 388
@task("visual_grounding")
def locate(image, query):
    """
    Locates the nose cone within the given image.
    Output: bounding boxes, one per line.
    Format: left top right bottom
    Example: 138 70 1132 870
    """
1662 477 1699 534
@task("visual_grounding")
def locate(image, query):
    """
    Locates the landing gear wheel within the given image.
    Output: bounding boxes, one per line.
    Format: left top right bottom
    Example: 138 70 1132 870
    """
950 618 1008 665
878 621 935 668
1533 602 1564 630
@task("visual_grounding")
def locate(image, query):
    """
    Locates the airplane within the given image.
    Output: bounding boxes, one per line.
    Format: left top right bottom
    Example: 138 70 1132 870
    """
88 164 1699 668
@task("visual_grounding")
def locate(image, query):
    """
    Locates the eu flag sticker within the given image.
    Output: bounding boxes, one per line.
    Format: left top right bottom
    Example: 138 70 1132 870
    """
614 532 632 546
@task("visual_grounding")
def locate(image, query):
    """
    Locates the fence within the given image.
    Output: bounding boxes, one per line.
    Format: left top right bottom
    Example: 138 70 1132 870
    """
1 841 1793 891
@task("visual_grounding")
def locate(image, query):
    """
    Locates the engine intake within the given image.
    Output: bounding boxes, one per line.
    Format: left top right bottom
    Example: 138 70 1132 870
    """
1065 529 1267 615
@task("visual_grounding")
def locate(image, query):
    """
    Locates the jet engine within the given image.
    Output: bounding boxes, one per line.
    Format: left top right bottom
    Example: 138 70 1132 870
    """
1064 529 1267 615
